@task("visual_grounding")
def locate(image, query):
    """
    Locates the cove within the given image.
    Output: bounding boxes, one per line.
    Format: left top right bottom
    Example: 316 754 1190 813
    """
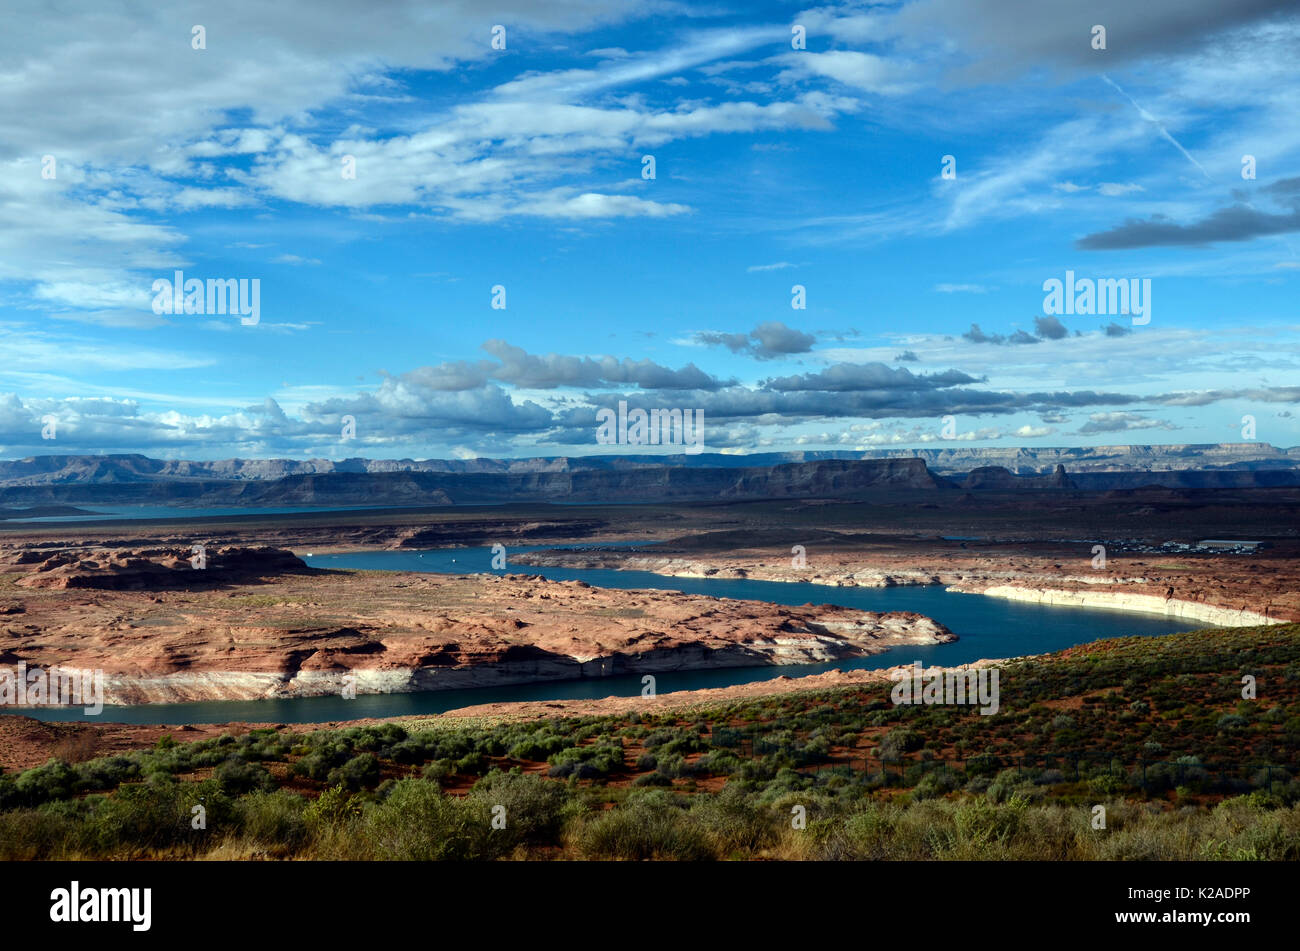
10 545 1193 724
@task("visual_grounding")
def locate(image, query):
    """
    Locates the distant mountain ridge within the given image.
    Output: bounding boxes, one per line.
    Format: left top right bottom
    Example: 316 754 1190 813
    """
0 458 946 507
0 442 1295 485
0 445 1297 508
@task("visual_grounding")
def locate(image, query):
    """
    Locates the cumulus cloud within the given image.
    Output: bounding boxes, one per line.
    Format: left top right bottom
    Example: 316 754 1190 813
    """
775 50 913 95
1078 411 1178 434
963 324 1040 345
1014 425 1053 438
1033 315 1069 340
1078 176 1300 249
404 341 729 393
694 321 816 360
763 363 979 392
962 317 1128 346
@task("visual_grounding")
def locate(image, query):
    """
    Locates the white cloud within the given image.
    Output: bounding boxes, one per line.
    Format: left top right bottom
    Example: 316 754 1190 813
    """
776 50 913 95
1098 182 1145 196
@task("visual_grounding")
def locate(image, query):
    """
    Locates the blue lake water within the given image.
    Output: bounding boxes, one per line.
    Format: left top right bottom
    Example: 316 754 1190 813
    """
9 544 1194 724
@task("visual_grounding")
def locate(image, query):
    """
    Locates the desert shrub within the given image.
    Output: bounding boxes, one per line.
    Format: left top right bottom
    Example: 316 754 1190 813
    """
79 778 231 855
469 769 572 847
953 795 1027 847
654 753 692 779
349 723 406 754
421 759 455 785
455 752 489 776
506 734 568 761
547 742 623 778
328 753 381 791
913 768 960 800
304 784 362 828
365 779 502 860
294 746 348 781
632 772 673 787
964 753 1001 778
654 733 707 758
801 735 832 764
574 790 717 861
692 750 742 776
987 768 1037 804
13 759 78 806
72 755 140 793
877 728 921 763
214 759 275 796
388 736 435 764
690 785 776 855
0 805 81 859
237 790 308 853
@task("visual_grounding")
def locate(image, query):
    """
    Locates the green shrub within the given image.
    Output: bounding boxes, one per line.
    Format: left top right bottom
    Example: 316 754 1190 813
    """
304 784 362 828
365 779 502 860
14 759 78 806
237 790 308 852
469 769 572 847
328 753 381 791
574 790 717 861
877 728 921 763
690 785 776 855
632 772 673 788
214 760 275 796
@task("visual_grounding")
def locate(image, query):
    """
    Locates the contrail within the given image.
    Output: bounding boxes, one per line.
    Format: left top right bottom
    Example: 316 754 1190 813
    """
1102 76 1298 266
1101 74 1211 180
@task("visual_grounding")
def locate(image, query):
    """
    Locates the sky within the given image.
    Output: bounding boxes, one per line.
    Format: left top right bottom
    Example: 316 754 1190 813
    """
1 0 1298 461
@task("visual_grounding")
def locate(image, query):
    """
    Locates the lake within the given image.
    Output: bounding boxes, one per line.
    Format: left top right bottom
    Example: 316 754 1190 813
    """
8 544 1193 723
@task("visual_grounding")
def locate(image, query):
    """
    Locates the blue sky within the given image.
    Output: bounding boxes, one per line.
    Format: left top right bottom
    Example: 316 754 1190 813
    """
2 0 1298 460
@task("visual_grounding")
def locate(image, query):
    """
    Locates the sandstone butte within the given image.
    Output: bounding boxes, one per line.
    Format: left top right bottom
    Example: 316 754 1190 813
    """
0 545 955 705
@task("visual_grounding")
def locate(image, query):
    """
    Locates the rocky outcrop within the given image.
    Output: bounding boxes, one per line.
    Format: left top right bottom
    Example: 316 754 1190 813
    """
85 615 957 705
517 544 1298 625
960 464 1077 490
970 585 1283 627
517 552 941 588
15 546 311 590
0 557 956 704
